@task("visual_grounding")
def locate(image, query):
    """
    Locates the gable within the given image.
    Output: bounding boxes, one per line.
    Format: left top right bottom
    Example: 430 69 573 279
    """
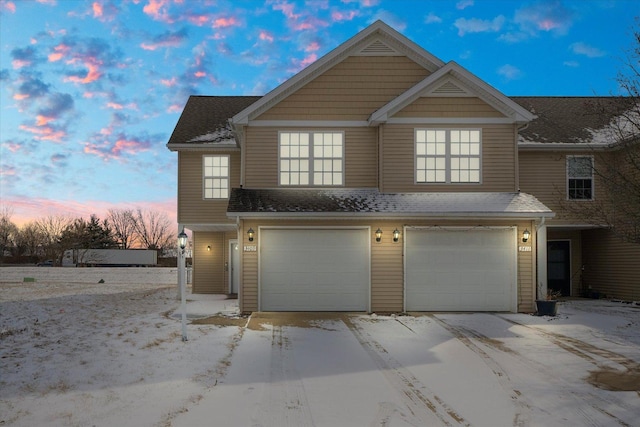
254 55 431 122
394 97 505 120
232 21 445 125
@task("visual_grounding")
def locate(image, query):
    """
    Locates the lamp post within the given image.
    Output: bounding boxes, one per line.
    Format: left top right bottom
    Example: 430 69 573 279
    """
178 228 188 342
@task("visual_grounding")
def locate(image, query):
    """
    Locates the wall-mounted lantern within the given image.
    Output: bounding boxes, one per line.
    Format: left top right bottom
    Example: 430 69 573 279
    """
207 245 211 252
393 228 400 243
247 228 255 242
375 228 382 243
522 229 530 243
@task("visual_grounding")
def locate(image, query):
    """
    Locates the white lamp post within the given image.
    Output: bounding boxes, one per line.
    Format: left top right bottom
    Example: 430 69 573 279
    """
178 228 188 342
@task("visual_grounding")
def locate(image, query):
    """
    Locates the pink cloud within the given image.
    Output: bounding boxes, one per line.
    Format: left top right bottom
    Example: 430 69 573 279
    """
167 104 182 113
64 62 102 84
142 0 172 23
194 71 206 78
2 141 22 153
106 101 137 110
48 43 71 62
1 2 16 13
305 41 320 52
19 124 66 142
160 77 177 87
35 114 55 126
187 13 210 26
331 10 358 21
11 59 31 69
259 30 274 42
92 1 103 17
84 134 152 161
213 16 239 28
13 93 29 100
272 1 300 20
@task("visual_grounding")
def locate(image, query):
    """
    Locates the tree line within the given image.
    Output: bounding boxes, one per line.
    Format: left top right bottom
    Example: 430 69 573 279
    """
0 208 177 265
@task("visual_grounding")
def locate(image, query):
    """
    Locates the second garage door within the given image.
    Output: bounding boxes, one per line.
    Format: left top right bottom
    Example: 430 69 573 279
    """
406 227 517 312
260 228 369 311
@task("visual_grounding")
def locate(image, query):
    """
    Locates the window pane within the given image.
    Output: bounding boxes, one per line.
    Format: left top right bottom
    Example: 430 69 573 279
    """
416 130 425 143
333 172 342 184
300 174 309 185
470 171 480 182
300 145 309 157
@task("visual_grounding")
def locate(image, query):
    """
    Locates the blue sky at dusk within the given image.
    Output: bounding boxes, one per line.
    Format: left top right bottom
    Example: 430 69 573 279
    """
1 0 637 226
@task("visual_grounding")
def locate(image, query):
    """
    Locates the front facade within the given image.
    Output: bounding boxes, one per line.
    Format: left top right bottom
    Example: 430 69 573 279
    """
167 21 639 313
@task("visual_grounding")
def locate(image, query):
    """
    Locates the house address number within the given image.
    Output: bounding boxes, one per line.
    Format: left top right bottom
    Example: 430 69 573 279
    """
244 245 257 252
518 246 532 252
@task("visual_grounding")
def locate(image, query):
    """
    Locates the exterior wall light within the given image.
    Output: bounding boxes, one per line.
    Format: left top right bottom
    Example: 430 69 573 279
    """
393 228 400 243
375 228 382 242
178 228 188 253
247 228 255 242
207 245 211 252
522 229 530 243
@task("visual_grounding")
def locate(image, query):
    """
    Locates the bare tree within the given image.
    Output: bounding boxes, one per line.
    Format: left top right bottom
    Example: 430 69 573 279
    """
36 214 73 264
133 208 173 251
0 207 18 262
107 208 137 248
561 23 640 244
16 222 46 260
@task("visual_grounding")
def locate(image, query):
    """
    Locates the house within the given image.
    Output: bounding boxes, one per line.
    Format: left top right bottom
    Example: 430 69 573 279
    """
167 21 640 313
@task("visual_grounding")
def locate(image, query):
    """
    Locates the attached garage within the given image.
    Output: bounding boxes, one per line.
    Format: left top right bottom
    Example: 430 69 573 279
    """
260 228 370 311
405 227 517 312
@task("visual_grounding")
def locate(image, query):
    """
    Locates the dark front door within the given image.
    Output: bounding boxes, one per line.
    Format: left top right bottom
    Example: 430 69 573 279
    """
547 241 571 296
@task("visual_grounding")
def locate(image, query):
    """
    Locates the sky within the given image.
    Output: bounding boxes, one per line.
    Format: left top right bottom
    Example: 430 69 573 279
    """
1 0 638 228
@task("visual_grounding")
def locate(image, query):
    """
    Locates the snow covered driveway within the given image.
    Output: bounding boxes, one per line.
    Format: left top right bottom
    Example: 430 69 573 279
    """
1 268 639 426
176 310 640 427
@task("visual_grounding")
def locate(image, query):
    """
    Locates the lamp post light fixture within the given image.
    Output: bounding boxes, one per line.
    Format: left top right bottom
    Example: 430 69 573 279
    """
247 228 255 242
178 228 188 342
393 228 400 243
375 228 382 243
522 229 530 243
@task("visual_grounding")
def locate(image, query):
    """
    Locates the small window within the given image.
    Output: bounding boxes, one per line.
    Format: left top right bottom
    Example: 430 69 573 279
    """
416 129 481 184
279 131 343 186
567 156 593 200
203 155 229 199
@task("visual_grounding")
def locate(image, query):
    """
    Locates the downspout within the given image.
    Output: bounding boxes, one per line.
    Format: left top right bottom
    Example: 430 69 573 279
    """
535 216 547 303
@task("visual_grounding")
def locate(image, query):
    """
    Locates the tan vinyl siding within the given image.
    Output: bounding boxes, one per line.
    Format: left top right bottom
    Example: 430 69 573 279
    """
582 229 640 301
517 222 535 313
178 151 240 224
519 150 605 225
256 56 430 121
370 223 404 313
244 127 378 188
382 124 517 192
395 97 505 118
192 232 225 294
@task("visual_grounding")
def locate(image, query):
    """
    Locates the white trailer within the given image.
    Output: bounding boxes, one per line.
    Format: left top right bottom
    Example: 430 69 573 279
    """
63 249 158 267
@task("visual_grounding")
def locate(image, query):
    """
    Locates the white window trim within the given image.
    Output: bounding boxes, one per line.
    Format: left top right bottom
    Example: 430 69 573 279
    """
202 154 230 200
414 128 483 185
566 155 594 201
278 131 345 187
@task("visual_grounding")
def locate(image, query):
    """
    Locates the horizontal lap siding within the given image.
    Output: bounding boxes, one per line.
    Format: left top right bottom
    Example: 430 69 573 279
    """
178 151 240 224
395 97 505 117
244 127 378 188
256 56 430 121
193 232 225 294
382 124 517 192
582 229 640 301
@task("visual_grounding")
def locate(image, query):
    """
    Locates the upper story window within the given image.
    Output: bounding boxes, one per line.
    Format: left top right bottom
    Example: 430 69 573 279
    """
415 129 481 184
567 155 593 200
279 131 344 186
203 155 229 199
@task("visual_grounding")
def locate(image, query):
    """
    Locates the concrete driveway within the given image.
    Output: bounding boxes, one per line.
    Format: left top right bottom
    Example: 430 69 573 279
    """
173 303 640 427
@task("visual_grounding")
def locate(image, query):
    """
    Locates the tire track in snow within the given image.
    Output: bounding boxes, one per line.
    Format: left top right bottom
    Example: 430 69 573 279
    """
416 315 532 427
439 314 636 426
253 325 315 427
342 316 468 427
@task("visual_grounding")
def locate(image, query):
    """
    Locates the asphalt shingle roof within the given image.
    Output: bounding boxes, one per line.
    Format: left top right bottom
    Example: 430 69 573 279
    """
512 96 634 144
167 96 260 146
227 188 553 218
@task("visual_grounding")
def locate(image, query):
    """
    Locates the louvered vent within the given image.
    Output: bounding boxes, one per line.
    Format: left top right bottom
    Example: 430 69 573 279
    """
433 81 467 94
359 39 398 55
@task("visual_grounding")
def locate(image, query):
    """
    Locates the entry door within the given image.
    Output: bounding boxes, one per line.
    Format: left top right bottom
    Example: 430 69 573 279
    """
547 241 570 296
229 240 239 294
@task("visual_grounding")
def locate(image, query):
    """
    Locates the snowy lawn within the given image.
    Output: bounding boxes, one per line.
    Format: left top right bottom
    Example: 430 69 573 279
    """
1 267 639 426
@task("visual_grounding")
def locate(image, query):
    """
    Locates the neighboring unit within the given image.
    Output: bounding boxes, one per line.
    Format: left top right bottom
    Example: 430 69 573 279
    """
167 21 639 313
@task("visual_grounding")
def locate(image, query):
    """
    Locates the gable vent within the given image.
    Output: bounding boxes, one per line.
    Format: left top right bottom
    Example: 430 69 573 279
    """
358 39 400 56
432 81 467 95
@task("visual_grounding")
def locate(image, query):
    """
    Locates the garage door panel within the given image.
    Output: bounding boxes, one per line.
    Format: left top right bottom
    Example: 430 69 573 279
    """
406 228 516 312
261 229 369 311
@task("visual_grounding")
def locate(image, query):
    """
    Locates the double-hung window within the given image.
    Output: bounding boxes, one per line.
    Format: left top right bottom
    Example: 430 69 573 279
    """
416 129 481 183
279 131 343 186
567 155 593 200
203 155 229 199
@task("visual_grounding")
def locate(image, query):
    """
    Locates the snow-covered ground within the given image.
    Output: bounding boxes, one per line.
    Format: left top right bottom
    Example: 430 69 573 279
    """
1 267 639 426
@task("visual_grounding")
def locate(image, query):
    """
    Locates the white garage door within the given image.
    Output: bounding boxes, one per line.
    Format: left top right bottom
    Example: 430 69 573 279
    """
406 228 516 312
260 228 369 311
